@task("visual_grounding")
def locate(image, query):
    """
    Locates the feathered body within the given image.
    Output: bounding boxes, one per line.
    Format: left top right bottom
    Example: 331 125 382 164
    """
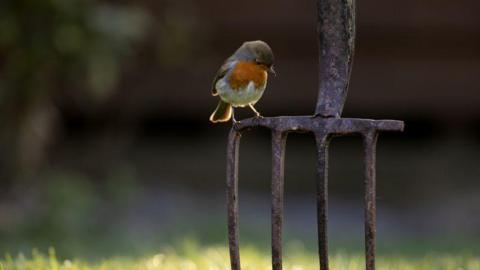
210 40 275 123
216 60 267 107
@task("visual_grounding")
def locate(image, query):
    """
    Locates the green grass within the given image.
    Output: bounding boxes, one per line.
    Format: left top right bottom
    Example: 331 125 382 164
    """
1 245 479 270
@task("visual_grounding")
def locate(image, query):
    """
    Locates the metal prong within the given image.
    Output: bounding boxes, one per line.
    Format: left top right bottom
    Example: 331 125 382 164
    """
363 131 379 270
224 116 402 269
271 130 287 270
227 128 241 270
315 133 330 270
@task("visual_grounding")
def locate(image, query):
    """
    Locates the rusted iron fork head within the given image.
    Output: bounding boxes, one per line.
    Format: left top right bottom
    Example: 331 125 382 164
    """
226 117 403 270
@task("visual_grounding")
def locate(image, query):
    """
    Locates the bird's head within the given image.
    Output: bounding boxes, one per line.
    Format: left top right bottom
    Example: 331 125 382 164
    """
235 40 276 75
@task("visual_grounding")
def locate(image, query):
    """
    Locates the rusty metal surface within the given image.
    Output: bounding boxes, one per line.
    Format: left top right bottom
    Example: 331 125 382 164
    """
224 0 403 269
315 134 330 270
226 118 403 270
363 131 379 270
315 0 356 118
232 116 403 134
226 129 241 270
271 131 287 270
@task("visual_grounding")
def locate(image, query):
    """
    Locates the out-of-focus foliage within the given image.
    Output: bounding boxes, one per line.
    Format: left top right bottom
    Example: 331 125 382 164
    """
156 1 205 68
0 0 152 173
0 169 146 258
0 0 206 175
0 0 151 105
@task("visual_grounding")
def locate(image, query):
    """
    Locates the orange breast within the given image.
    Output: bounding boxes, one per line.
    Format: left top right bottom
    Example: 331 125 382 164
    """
228 60 267 90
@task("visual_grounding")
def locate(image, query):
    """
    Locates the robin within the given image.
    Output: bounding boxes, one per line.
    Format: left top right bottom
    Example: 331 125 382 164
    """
209 40 275 123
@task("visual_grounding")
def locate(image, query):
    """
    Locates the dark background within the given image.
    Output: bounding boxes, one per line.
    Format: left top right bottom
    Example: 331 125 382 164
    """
0 0 479 258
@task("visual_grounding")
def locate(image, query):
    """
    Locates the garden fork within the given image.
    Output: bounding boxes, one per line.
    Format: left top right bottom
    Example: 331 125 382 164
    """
225 0 404 269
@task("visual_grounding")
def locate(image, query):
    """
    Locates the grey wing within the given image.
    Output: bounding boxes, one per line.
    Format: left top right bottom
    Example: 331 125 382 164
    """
211 58 235 96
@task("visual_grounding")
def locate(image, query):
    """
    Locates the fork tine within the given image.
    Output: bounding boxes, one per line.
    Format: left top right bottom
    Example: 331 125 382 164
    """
271 130 287 270
363 131 379 270
227 128 241 270
315 133 330 270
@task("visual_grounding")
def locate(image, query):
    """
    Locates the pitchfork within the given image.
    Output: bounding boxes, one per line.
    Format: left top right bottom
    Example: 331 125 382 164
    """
225 0 404 269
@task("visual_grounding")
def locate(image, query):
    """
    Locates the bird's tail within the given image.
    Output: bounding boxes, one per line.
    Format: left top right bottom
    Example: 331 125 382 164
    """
209 100 232 123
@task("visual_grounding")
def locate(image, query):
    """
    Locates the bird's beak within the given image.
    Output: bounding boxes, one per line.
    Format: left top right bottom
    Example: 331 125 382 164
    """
269 66 277 77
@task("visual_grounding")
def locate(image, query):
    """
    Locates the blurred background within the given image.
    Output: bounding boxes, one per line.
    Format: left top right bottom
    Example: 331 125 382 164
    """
0 0 479 260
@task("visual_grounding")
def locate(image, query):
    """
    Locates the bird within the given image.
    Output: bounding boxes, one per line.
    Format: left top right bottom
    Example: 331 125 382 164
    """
209 40 275 123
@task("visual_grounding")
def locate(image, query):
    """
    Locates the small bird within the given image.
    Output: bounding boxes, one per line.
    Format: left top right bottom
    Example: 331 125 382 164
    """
209 40 275 123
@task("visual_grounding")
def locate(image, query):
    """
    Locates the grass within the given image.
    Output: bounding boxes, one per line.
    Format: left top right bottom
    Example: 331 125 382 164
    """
1 244 479 270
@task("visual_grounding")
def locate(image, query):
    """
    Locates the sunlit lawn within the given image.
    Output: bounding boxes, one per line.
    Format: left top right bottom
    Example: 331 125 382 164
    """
2 245 479 270
1 177 479 269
